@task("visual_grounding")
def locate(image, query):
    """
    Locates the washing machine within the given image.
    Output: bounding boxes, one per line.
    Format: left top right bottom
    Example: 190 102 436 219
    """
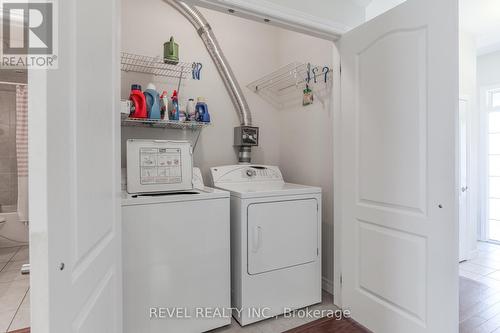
210 165 322 326
122 139 231 333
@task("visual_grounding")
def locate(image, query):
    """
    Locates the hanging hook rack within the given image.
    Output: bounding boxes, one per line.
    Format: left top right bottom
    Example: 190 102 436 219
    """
247 62 333 110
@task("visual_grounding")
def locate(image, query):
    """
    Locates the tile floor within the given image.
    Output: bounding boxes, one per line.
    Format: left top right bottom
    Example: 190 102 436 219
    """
0 246 29 333
460 241 500 332
460 242 500 288
209 291 338 333
0 242 494 333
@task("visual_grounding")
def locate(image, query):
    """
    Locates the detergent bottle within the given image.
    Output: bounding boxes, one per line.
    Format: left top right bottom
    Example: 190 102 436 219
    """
171 90 180 121
144 83 161 119
129 84 147 118
195 97 210 123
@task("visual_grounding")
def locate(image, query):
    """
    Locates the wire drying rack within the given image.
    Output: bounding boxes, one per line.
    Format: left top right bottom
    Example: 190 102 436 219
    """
121 52 193 80
247 62 333 110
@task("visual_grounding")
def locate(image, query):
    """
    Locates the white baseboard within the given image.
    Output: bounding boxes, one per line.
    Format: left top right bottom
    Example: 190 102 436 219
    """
322 276 333 295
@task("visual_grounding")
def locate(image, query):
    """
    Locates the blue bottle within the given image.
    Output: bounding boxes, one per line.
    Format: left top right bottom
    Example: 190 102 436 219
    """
144 83 161 119
195 97 210 123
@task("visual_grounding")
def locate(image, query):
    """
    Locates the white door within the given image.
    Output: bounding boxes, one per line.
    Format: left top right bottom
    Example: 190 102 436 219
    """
339 0 458 331
459 98 470 261
30 0 122 332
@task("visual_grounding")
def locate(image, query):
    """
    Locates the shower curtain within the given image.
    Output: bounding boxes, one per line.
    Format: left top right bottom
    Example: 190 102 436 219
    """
15 85 28 223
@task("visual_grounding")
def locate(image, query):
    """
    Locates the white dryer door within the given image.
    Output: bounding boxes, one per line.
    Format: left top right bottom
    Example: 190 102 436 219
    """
247 198 318 275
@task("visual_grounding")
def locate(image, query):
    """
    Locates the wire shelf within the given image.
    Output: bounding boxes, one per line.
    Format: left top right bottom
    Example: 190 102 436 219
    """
247 62 333 110
121 52 193 79
121 115 211 130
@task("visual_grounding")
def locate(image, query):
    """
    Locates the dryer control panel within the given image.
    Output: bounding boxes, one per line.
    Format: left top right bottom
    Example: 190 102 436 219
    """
210 165 283 184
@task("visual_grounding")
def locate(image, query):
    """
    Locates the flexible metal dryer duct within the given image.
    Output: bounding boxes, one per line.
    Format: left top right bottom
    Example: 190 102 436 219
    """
164 0 254 163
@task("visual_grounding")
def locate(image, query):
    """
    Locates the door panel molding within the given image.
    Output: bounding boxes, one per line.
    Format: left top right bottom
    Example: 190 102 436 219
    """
357 219 427 323
355 27 428 216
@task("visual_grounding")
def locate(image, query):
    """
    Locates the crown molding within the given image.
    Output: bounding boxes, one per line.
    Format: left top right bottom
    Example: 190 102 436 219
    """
184 0 350 40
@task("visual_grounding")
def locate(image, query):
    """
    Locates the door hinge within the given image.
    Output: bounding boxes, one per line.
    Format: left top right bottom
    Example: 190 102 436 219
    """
339 64 342 75
317 248 319 256
340 274 343 285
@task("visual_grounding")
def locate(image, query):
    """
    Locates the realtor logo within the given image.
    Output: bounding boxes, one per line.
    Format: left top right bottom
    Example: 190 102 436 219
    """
1 0 58 68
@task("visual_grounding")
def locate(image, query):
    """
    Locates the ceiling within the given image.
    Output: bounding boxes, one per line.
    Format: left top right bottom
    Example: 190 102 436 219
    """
190 0 371 39
460 0 500 55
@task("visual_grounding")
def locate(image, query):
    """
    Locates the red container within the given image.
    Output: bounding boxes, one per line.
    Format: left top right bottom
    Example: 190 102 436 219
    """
129 84 147 118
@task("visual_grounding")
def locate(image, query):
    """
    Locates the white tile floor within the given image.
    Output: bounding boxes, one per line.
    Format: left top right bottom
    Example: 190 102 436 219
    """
0 246 29 333
209 291 337 333
460 241 500 289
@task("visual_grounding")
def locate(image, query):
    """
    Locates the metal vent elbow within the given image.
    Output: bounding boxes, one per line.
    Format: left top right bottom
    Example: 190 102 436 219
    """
164 0 255 163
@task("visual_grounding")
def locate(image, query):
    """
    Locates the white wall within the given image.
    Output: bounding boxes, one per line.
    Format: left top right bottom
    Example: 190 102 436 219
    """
478 50 500 87
121 0 336 289
121 0 282 175
276 29 335 292
365 0 406 21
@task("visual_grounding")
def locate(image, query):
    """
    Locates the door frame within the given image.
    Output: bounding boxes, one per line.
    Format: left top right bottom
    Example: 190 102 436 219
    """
29 65 51 333
30 1 341 330
332 43 343 307
459 95 473 260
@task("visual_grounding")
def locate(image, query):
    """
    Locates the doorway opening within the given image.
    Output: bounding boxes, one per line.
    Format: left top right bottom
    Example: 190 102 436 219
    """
459 1 500 331
0 68 30 332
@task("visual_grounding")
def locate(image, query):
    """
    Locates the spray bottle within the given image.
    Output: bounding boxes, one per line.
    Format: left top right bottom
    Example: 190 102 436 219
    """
171 90 179 121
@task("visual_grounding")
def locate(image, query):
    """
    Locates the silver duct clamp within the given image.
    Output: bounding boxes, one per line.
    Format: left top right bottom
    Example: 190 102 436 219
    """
234 126 259 147
234 126 258 164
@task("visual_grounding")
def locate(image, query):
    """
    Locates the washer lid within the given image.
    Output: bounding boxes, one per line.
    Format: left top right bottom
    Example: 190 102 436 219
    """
121 187 229 206
214 182 321 199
